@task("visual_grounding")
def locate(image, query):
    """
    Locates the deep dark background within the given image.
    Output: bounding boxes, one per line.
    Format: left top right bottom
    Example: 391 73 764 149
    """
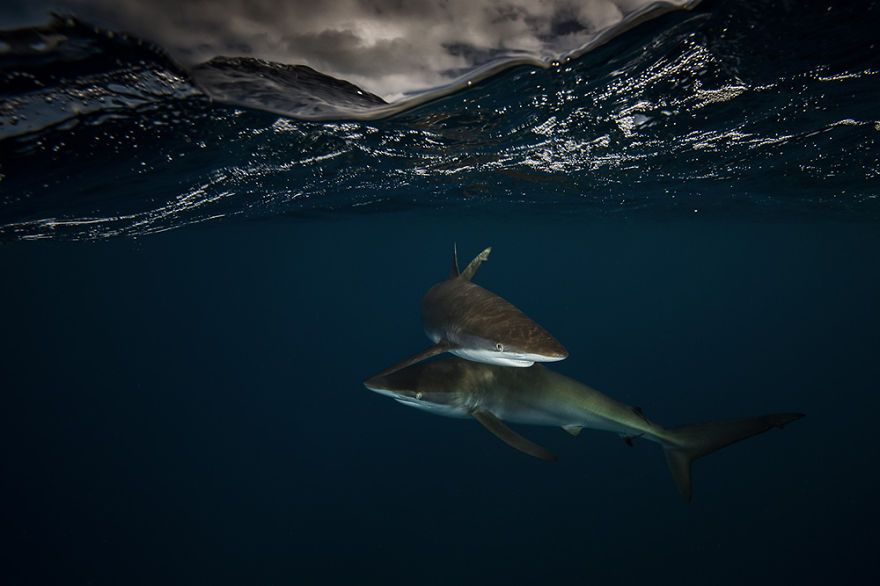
2 214 878 585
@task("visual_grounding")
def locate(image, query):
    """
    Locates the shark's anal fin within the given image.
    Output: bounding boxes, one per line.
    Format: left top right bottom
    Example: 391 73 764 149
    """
459 246 492 282
371 342 453 378
471 410 557 462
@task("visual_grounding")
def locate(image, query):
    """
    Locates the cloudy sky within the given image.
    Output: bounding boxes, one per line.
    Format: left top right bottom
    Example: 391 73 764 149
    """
2 0 697 100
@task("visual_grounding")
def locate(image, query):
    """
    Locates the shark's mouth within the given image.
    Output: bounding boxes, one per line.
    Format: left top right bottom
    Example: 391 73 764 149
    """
488 356 535 367
393 396 421 407
364 385 398 398
449 347 546 368
365 386 423 407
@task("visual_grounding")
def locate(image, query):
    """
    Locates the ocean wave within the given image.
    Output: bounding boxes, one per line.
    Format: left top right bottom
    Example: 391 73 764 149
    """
32 0 699 101
1 0 879 240
1 2 701 129
0 16 198 139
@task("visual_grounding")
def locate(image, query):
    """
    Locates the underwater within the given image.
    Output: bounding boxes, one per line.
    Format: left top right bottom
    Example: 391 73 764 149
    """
1 0 879 584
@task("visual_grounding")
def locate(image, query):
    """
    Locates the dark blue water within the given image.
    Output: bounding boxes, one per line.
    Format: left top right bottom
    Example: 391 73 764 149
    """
4 217 879 584
2 0 880 584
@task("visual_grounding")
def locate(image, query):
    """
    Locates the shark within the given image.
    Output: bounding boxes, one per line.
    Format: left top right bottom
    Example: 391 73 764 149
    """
364 357 804 500
374 246 568 377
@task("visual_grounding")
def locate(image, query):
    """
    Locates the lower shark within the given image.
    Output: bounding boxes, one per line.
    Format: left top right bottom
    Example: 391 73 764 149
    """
374 246 568 377
364 357 804 500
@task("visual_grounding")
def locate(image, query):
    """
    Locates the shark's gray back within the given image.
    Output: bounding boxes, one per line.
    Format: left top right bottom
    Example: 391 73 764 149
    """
421 278 564 356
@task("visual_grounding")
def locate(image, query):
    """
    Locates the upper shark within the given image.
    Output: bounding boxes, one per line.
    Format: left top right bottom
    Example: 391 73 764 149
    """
374 246 568 377
365 357 804 500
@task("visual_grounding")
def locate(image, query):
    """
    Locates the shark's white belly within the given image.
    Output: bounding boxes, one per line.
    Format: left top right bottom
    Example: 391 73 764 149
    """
449 347 535 367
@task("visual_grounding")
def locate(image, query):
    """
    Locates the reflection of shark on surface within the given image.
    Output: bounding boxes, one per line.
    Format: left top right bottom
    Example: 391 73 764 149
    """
374 246 568 377
365 358 804 500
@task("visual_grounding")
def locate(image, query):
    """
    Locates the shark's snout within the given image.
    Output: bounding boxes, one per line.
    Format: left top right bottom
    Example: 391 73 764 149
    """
363 374 386 392
364 365 423 396
505 332 568 364
543 344 568 361
530 328 568 361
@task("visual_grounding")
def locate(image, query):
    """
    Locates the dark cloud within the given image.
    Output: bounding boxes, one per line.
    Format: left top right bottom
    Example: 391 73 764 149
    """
7 0 698 100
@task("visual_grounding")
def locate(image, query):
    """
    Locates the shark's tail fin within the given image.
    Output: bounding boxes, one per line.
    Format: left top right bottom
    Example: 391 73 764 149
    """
662 413 804 501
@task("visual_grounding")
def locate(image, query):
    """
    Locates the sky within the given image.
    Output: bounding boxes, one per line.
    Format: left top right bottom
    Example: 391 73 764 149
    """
1 0 698 100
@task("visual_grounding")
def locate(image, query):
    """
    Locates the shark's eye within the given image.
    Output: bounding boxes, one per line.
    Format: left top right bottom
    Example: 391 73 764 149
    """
495 342 504 352
415 392 423 400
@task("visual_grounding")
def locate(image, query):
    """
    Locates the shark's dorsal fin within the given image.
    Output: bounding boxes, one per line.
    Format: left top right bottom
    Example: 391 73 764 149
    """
471 410 557 462
632 406 650 424
449 244 460 279
459 246 492 282
371 342 454 379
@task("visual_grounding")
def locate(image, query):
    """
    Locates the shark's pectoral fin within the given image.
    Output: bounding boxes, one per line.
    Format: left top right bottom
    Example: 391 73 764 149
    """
459 246 492 282
471 410 557 462
371 342 454 378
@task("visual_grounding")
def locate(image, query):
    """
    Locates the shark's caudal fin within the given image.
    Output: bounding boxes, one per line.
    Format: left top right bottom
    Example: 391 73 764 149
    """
663 413 805 501
460 246 492 282
448 244 492 281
